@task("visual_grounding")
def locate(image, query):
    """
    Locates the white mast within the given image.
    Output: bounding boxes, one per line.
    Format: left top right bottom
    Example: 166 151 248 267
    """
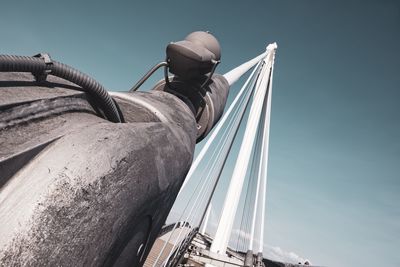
248 103 266 251
257 50 275 253
178 48 270 194
210 43 277 255
200 204 212 235
249 48 276 253
223 50 269 86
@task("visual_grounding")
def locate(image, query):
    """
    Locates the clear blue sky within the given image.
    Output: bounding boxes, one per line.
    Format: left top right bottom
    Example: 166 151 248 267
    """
1 1 399 266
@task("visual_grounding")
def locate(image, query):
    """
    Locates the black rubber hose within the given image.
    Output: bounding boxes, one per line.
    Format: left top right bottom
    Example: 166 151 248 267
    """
0 55 122 123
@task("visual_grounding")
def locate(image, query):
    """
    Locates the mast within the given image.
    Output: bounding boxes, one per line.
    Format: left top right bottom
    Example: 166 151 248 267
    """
178 48 271 194
210 43 277 255
257 49 275 253
200 204 212 235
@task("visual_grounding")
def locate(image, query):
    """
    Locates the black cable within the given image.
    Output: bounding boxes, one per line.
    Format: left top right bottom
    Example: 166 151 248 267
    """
232 68 264 252
0 54 122 123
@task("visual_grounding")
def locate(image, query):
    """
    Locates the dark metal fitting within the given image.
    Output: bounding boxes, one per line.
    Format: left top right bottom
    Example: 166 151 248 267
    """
33 53 53 82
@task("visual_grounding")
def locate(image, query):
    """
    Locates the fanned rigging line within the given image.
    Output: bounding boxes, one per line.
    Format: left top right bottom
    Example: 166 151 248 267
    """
152 121 231 267
244 117 264 251
245 63 271 250
198 67 262 251
236 57 269 251
235 161 253 251
235 79 267 252
223 61 267 252
208 45 276 255
174 108 245 255
178 60 263 194
187 65 265 255
244 97 265 252
191 65 263 227
249 89 268 251
155 58 266 266
169 64 265 257
238 141 258 252
155 81 249 266
165 91 250 264
170 60 263 234
154 91 245 266
165 131 234 264
164 61 265 265
152 131 227 267
195 66 263 237
257 51 276 254
237 150 255 251
195 62 266 245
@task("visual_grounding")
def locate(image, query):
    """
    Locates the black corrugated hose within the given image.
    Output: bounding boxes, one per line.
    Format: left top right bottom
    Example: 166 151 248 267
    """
0 55 122 123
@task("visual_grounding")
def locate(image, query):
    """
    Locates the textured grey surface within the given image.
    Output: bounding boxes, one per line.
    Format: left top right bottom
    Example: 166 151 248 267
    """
152 74 229 142
0 72 197 266
0 72 84 108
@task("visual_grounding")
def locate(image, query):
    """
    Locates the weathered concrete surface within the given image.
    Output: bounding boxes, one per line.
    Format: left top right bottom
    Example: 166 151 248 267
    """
0 72 198 266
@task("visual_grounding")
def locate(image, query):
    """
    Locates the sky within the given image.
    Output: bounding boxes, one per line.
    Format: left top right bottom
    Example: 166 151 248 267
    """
1 0 399 266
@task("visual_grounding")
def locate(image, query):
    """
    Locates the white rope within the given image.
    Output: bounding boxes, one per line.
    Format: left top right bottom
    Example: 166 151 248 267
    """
178 60 263 194
249 97 267 250
224 51 267 86
154 44 278 263
162 60 264 265
171 59 267 257
166 80 252 256
210 47 275 254
223 43 277 86
190 62 264 226
153 80 247 267
152 134 224 267
164 114 237 264
257 50 276 253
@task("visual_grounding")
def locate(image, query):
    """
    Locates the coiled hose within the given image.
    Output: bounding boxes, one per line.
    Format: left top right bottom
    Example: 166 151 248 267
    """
0 55 122 123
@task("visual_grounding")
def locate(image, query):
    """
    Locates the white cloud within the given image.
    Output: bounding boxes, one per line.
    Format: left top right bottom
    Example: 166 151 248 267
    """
263 245 312 265
168 215 313 266
226 227 313 265
231 228 252 240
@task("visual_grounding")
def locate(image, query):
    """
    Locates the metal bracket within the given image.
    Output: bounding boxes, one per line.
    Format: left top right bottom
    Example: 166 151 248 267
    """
130 61 168 92
33 53 53 82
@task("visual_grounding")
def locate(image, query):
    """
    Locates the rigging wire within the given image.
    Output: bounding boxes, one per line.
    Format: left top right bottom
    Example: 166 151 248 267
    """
164 88 249 264
178 60 264 194
244 124 263 251
237 137 260 252
234 62 270 252
249 89 268 251
152 135 224 267
153 84 248 266
187 62 265 247
239 60 273 252
154 58 267 266
177 60 266 256
192 64 263 228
